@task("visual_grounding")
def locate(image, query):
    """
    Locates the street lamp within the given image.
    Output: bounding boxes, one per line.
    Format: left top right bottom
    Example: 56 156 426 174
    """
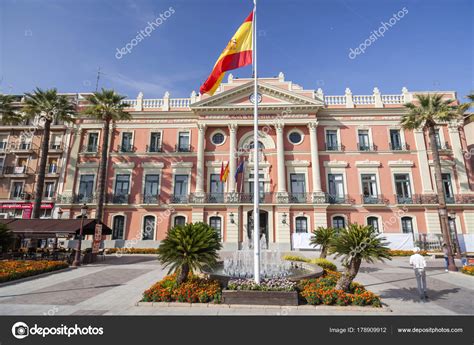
72 204 88 268
449 211 462 259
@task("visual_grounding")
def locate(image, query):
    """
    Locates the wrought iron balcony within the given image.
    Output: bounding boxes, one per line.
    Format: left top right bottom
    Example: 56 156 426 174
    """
81 145 98 153
142 194 160 204
49 143 63 151
327 194 353 204
175 144 193 153
46 164 59 174
357 143 377 152
146 145 163 153
361 194 388 205
288 193 311 204
239 193 274 204
109 193 130 204
452 194 474 204
436 142 451 150
325 144 345 152
170 194 190 204
389 142 410 151
117 145 136 153
3 166 31 175
9 142 36 152
73 193 96 204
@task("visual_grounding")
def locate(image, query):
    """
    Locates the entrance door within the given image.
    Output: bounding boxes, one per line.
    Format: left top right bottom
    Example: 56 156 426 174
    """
247 210 268 246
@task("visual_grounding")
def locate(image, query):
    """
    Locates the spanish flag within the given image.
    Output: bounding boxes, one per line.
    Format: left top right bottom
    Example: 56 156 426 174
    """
220 161 230 182
200 10 254 95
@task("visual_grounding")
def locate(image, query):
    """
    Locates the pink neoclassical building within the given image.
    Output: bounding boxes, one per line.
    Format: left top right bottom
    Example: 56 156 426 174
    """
53 73 474 251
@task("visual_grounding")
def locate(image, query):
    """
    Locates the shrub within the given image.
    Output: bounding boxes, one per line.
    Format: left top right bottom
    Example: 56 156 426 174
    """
105 248 159 255
142 274 221 303
299 270 381 307
0 260 68 283
389 250 429 256
309 258 337 272
282 255 310 263
461 266 474 276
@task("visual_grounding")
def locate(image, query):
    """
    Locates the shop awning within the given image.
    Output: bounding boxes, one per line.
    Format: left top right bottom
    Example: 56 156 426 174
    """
0 219 112 237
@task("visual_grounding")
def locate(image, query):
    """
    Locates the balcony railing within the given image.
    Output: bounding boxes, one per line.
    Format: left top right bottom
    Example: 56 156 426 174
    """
81 145 98 153
49 143 63 151
146 145 163 153
288 193 311 204
117 145 136 153
46 164 59 174
327 194 353 204
170 194 190 204
175 144 193 153
9 143 35 152
357 143 377 152
142 194 160 204
9 192 32 201
3 166 31 175
324 144 345 152
361 194 388 205
109 193 130 204
389 142 410 151
437 142 451 150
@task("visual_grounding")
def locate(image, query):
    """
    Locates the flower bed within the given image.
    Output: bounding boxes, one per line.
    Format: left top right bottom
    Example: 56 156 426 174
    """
105 248 159 255
389 250 428 256
461 266 474 276
282 255 338 271
227 278 297 292
0 260 69 283
142 274 221 303
299 271 381 307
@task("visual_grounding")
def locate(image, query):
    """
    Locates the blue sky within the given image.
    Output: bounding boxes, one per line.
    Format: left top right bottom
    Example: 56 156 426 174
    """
0 0 472 101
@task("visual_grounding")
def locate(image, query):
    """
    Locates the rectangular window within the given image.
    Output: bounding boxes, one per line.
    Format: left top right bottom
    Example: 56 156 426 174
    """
178 132 190 152
328 174 344 202
0 136 7 151
149 132 162 152
394 174 412 203
290 173 306 202
11 182 23 199
325 130 338 151
442 173 454 202
114 174 130 203
0 156 4 171
390 129 402 150
44 182 55 198
121 132 133 152
295 217 308 233
174 175 188 196
48 158 58 174
78 175 94 201
435 129 442 149
358 130 370 151
50 134 62 150
361 174 378 203
144 174 160 203
209 174 224 202
87 133 99 152
40 209 52 219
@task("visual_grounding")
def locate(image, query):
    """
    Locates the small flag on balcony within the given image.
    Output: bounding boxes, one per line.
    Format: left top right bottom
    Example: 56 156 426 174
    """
199 10 254 95
220 162 230 182
235 160 244 182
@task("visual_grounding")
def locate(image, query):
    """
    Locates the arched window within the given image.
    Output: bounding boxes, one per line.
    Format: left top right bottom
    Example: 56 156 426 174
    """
174 215 186 227
249 141 265 149
367 216 379 233
332 216 345 229
142 215 155 240
401 217 413 233
112 215 125 240
295 216 308 233
209 216 222 239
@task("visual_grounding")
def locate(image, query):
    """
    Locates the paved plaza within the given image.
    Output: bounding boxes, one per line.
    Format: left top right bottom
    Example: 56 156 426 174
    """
0 254 472 316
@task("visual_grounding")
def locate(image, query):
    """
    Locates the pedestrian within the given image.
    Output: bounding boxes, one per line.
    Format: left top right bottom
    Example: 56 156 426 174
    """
409 247 428 302
442 243 449 272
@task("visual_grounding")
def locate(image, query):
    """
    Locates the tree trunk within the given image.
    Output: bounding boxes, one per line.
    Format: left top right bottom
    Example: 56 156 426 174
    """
427 125 457 272
95 119 110 222
177 263 190 284
320 246 327 259
32 119 51 218
335 258 361 292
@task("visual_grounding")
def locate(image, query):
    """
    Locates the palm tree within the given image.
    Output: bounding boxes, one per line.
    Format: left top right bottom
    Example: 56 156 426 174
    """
330 223 391 292
402 94 461 271
0 94 23 125
81 89 130 222
0 223 13 253
22 88 76 218
157 222 222 284
310 226 337 258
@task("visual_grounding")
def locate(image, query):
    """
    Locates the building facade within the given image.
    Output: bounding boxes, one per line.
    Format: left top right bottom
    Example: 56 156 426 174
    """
1 74 473 250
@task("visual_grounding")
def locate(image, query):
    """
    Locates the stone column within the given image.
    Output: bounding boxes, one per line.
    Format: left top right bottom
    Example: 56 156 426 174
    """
308 122 322 193
228 124 238 193
275 123 287 194
195 124 206 195
448 122 470 193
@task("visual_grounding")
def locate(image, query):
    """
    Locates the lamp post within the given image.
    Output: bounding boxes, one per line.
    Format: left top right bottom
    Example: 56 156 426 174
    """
72 204 88 267
449 211 462 259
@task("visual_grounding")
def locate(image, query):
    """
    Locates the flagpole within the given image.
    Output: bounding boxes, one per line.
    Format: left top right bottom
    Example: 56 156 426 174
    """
252 0 260 284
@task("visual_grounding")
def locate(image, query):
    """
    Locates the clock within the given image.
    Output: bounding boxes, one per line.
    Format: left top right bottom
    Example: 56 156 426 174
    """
249 93 262 104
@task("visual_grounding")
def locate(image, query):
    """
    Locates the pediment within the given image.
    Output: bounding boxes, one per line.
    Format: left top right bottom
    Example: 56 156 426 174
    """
191 81 324 112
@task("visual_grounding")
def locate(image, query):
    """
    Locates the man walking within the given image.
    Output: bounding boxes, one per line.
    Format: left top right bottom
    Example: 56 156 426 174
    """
409 247 428 302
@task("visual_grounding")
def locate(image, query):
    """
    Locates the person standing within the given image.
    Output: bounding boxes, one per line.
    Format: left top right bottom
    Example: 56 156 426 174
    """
442 243 449 272
409 247 428 302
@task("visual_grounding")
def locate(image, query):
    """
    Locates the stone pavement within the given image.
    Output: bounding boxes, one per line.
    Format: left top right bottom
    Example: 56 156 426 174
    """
0 254 472 315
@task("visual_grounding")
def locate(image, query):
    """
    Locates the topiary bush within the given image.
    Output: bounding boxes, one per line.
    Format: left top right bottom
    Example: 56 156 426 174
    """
309 258 337 272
